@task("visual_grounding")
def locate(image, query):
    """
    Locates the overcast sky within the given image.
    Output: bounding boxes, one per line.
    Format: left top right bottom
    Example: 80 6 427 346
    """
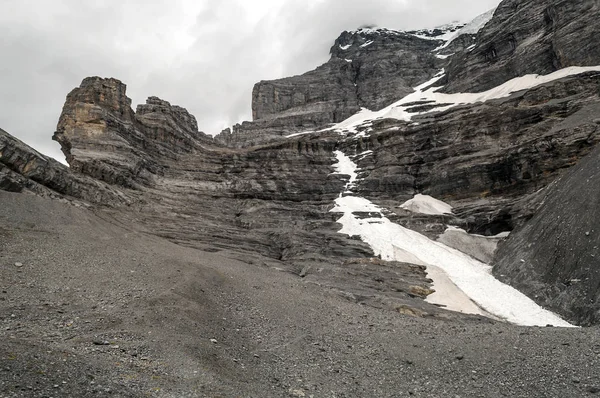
0 0 500 162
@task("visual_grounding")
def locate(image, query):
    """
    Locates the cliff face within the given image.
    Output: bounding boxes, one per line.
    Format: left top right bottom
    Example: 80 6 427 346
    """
252 28 443 122
0 127 129 206
28 77 442 316
3 0 600 325
493 141 600 326
348 72 600 235
219 28 444 147
443 0 600 92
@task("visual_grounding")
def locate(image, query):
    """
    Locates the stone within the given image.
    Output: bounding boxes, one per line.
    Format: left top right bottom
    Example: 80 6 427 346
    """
443 0 600 93
219 28 445 147
493 142 600 326
0 128 129 206
2 0 600 329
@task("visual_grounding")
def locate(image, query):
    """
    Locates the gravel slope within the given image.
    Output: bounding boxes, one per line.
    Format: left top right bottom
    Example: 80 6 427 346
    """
1 191 600 397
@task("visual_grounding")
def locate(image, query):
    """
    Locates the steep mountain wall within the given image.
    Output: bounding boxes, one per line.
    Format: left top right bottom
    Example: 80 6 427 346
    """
493 140 600 326
443 0 600 92
218 29 444 147
3 0 600 324
348 72 600 235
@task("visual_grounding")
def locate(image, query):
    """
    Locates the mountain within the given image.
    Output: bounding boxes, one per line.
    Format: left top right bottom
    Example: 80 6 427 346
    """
2 0 600 396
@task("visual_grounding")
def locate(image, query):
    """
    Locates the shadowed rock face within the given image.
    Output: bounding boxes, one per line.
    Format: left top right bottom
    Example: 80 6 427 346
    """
443 0 600 93
493 141 600 326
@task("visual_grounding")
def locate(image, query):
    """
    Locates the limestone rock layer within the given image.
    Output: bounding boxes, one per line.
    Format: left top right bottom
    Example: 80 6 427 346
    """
3 0 600 325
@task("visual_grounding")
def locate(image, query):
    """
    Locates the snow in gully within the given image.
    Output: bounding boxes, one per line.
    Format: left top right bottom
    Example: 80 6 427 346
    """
330 150 573 327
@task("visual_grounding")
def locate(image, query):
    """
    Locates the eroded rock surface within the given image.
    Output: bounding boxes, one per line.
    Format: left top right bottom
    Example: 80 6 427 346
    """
220 28 445 147
2 0 600 328
0 128 129 206
494 142 600 326
444 0 600 92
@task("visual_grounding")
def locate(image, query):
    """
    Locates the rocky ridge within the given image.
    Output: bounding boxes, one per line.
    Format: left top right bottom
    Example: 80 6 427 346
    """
3 0 600 396
443 0 600 92
218 27 448 147
3 0 600 328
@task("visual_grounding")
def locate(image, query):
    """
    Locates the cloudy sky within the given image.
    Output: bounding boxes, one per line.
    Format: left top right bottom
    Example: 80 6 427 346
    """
1 0 500 162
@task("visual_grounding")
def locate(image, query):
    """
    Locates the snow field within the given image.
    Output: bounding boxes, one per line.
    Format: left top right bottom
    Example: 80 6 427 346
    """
325 66 600 135
330 151 573 327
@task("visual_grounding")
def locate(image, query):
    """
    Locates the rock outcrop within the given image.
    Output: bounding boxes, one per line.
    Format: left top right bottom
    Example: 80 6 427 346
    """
219 28 445 147
493 141 600 326
53 77 213 189
443 0 600 92
0 128 129 206
3 0 600 325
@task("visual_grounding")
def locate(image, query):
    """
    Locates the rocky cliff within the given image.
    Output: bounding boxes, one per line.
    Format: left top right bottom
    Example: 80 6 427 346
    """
494 140 600 326
2 0 600 326
443 0 600 92
218 27 447 147
0 127 129 206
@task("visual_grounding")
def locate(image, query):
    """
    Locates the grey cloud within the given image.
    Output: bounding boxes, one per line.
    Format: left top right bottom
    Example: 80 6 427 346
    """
0 0 501 162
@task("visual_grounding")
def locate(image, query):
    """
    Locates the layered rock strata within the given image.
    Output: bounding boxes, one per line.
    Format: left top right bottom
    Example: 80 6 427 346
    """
493 142 600 326
0 128 129 206
3 0 600 325
443 0 600 92
219 28 446 147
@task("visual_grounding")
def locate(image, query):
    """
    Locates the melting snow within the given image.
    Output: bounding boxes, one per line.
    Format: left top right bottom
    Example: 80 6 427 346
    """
400 194 453 215
339 44 352 50
326 66 600 135
286 130 316 139
330 151 573 327
360 40 374 48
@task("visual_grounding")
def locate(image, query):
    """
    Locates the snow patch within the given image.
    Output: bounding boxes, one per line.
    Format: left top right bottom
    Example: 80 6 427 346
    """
445 226 510 239
330 151 573 327
360 40 374 48
326 66 600 135
400 194 453 215
437 8 497 50
285 130 315 138
339 44 352 50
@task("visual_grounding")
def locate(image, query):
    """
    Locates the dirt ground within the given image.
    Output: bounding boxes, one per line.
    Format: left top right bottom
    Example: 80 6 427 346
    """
1 191 600 397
